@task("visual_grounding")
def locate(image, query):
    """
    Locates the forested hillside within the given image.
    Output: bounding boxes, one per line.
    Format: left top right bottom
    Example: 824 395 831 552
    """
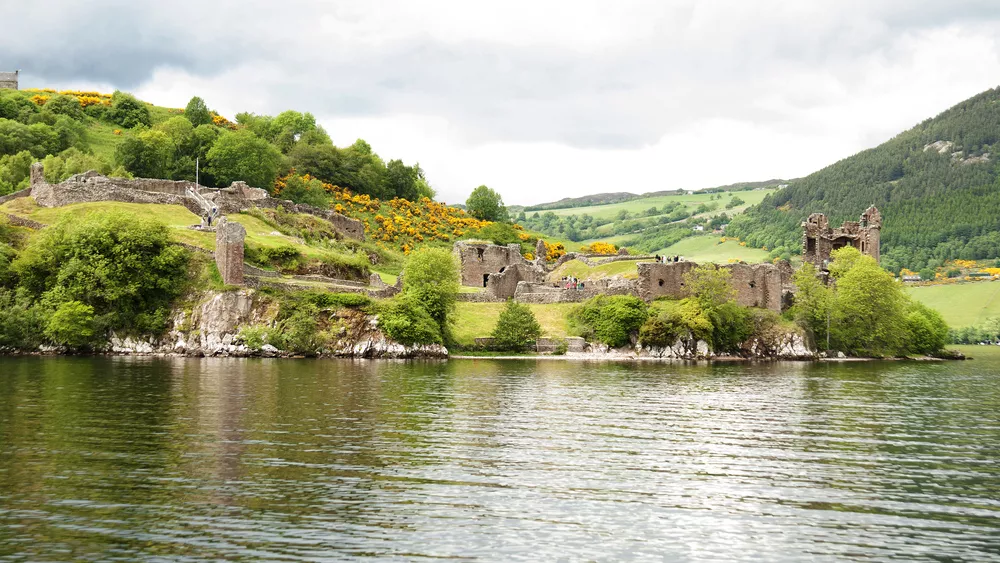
727 86 1000 273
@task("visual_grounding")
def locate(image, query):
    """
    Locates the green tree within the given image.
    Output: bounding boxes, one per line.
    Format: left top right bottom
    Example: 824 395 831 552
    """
402 248 459 336
491 300 542 351
13 212 191 338
115 129 172 179
830 254 910 356
684 265 736 311
569 295 648 348
44 301 96 348
280 174 330 208
906 302 949 354
465 185 509 222
205 129 283 189
184 96 212 127
790 261 832 349
108 91 151 128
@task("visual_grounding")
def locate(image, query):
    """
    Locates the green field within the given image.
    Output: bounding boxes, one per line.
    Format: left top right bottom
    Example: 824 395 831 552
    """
655 235 771 264
452 302 578 347
544 189 775 221
908 281 1000 328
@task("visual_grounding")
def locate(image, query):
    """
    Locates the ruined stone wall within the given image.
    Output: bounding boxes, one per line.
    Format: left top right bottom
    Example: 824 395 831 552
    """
28 164 366 241
637 260 792 312
215 218 246 286
0 187 31 206
455 242 528 287
637 261 699 301
486 263 546 299
802 206 881 265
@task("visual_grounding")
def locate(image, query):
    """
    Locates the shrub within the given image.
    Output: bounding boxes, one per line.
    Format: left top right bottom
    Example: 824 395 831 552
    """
639 298 712 353
491 300 542 351
0 289 46 350
476 221 521 245
569 295 648 348
707 301 754 354
44 301 95 348
280 174 330 208
44 94 84 120
238 325 268 351
13 211 190 338
374 294 442 345
108 91 151 128
906 302 949 354
402 247 459 333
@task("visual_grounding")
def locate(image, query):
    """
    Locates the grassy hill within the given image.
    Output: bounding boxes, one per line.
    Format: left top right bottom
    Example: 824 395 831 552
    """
908 281 1000 328
654 236 771 264
728 86 1000 273
520 186 776 256
0 198 393 283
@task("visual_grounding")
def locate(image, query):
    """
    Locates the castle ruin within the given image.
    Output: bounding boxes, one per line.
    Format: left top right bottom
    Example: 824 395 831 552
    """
215 218 246 286
802 206 881 266
0 71 18 90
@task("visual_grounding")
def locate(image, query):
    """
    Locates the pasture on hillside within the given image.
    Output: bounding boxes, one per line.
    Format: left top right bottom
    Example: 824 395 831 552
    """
908 281 1000 328
543 189 776 220
655 236 771 264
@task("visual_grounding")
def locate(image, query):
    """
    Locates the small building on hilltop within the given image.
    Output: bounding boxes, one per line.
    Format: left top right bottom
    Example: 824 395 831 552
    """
0 70 18 90
802 205 881 266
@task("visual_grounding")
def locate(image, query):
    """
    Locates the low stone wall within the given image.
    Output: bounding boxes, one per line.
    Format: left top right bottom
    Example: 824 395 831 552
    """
456 291 503 303
28 163 366 241
1 212 45 230
0 187 31 205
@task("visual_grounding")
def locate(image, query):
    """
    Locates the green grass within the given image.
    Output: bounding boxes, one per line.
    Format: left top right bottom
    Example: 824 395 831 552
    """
908 281 1000 328
543 189 776 221
547 258 643 281
0 199 362 263
452 302 578 347
655 235 771 264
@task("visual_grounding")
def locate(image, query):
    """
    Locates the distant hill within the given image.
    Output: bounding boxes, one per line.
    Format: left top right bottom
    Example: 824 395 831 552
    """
521 180 788 213
523 192 640 212
727 86 1000 273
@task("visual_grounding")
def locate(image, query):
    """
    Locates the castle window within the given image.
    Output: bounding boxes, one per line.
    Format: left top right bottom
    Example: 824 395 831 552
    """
477 248 484 261
807 238 816 253
483 274 489 287
748 281 755 289
658 279 664 287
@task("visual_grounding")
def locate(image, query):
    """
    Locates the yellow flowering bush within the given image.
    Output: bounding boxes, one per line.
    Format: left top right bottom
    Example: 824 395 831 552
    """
580 242 617 255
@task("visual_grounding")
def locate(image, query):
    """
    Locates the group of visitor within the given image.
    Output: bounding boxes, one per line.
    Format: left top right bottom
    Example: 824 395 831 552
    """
654 254 684 263
559 276 585 290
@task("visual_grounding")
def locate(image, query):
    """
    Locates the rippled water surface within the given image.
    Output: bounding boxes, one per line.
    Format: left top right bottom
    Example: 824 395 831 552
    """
1 355 999 561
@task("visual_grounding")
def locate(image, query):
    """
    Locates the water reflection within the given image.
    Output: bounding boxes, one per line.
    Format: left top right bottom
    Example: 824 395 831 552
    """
0 356 998 561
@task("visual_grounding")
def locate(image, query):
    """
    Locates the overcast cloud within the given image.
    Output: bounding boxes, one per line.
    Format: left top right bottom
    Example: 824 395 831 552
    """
3 0 1000 204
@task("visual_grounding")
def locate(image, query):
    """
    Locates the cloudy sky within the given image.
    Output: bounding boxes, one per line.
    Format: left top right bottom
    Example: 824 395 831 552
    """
4 0 1000 205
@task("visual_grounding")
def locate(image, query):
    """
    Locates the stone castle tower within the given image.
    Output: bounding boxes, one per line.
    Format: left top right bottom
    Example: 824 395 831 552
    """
802 205 881 266
0 71 19 90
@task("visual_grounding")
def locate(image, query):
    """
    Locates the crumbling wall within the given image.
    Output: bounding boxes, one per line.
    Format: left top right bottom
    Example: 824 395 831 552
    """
637 260 792 312
637 261 699 301
802 206 881 265
28 163 366 241
483 263 547 299
215 218 246 286
455 241 528 287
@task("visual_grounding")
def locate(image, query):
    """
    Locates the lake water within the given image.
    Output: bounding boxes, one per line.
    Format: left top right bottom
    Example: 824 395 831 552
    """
0 354 998 561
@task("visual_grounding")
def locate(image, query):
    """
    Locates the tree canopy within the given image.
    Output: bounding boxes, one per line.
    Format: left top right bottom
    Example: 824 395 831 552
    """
465 185 509 222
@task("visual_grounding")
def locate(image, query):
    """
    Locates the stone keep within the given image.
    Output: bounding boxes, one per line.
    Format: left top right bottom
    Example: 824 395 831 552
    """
0 71 17 90
802 205 881 266
455 241 527 287
215 218 246 286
